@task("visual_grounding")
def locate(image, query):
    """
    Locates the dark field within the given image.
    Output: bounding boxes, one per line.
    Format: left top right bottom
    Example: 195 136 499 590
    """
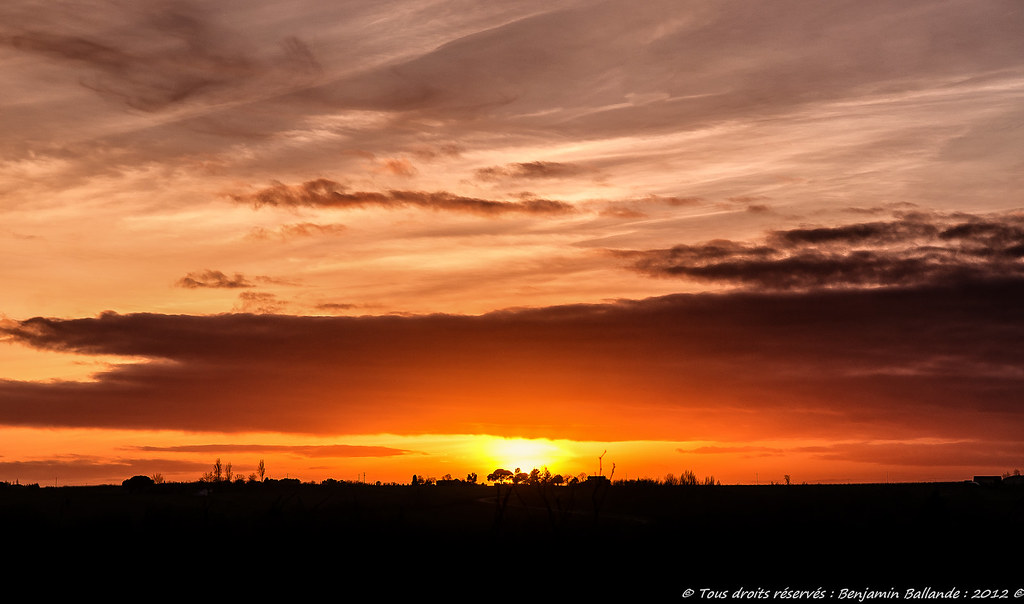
3 480 1021 598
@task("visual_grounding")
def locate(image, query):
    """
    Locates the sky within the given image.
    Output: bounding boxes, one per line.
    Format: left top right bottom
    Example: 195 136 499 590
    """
1 0 1022 486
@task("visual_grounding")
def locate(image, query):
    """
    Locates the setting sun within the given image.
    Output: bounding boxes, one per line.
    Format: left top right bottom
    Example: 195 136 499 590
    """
479 437 564 476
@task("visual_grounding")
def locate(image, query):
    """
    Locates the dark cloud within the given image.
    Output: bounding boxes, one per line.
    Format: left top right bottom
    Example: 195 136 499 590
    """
617 212 1024 289
231 179 576 216
176 270 253 289
770 219 940 247
2 278 1022 451
134 444 414 458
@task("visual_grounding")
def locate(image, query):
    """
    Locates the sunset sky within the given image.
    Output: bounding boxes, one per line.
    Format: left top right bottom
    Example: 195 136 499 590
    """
2 0 1022 486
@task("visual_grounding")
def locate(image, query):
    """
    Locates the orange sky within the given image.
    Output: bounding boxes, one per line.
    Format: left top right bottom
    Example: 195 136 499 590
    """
1 0 1023 485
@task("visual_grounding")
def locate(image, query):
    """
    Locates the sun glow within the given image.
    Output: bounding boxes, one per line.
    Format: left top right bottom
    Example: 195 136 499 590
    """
478 436 564 475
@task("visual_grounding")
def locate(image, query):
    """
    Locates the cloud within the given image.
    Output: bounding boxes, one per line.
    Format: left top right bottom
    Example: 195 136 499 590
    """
314 303 360 313
769 219 940 247
230 178 576 216
315 0 1024 143
474 161 585 181
376 158 418 177
233 292 287 314
2 278 1022 449
176 270 254 289
810 441 1024 468
678 440 1024 468
616 212 1024 289
596 194 707 219
0 1 321 112
134 444 414 458
0 456 206 485
652 196 704 207
677 445 789 457
599 206 648 219
247 223 347 241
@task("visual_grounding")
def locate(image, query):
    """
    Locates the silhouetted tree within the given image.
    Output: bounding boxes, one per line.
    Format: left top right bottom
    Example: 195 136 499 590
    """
487 469 513 484
466 472 478 484
122 475 154 488
200 459 224 482
257 459 266 481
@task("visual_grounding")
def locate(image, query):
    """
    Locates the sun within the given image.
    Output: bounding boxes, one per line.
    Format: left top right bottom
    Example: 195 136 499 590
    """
479 436 563 474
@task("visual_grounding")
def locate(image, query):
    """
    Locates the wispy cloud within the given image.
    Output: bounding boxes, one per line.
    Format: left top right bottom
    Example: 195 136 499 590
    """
231 179 576 216
0 1 321 112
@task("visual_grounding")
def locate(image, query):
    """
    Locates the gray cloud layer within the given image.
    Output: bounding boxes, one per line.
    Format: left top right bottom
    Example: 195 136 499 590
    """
2 278 1022 447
